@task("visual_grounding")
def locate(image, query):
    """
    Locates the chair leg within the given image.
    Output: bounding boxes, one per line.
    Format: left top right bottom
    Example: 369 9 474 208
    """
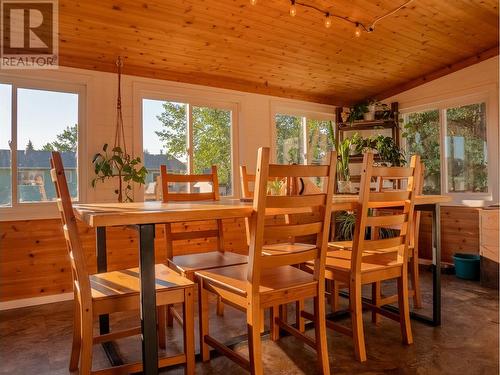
166 304 174 327
79 310 93 375
270 306 280 341
397 274 413 345
216 296 224 316
198 280 210 362
371 282 381 324
247 301 263 375
314 294 331 375
157 306 166 350
279 304 288 324
69 299 81 372
350 279 367 362
260 309 265 333
183 287 195 375
410 253 422 308
330 280 340 312
296 300 305 332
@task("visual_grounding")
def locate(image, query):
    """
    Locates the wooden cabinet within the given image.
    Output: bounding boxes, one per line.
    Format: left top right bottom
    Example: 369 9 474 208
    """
480 208 499 289
480 208 499 263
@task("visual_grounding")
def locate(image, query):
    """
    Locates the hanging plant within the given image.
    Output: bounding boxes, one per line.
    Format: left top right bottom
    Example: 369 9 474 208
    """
91 57 148 202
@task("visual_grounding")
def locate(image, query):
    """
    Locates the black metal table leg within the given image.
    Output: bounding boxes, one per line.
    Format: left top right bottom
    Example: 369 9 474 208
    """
138 224 159 375
432 203 441 326
96 227 124 366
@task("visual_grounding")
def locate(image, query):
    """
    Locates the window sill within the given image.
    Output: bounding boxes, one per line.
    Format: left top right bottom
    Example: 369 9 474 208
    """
0 203 60 221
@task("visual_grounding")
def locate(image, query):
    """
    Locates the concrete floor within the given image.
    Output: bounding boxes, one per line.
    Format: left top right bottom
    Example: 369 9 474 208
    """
0 271 498 375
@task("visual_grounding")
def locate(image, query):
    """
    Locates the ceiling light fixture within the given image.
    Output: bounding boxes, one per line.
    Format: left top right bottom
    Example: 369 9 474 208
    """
250 0 414 36
289 0 297 17
324 13 332 28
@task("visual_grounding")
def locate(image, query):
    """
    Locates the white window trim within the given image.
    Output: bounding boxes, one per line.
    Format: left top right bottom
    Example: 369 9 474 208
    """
270 100 335 164
400 91 495 206
0 76 87 221
132 82 241 199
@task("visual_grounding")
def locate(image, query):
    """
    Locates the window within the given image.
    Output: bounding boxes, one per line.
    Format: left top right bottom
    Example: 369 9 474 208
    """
403 109 441 194
446 103 487 193
275 113 334 165
0 81 82 208
403 101 488 197
142 99 234 198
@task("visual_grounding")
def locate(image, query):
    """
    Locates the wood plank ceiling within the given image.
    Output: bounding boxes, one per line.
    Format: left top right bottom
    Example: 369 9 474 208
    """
58 0 499 105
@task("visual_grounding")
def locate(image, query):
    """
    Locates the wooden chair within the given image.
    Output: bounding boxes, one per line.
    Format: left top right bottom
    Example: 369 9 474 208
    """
240 165 321 331
49 152 195 375
306 152 419 362
160 165 248 323
196 147 336 375
329 161 424 315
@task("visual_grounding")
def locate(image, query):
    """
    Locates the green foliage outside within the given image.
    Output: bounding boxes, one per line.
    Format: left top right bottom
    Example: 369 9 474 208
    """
446 103 487 192
402 110 441 194
402 103 487 194
155 102 232 192
42 124 78 152
275 114 334 165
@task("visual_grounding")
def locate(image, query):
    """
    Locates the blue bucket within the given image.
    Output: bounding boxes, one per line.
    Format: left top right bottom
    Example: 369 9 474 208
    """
453 253 480 280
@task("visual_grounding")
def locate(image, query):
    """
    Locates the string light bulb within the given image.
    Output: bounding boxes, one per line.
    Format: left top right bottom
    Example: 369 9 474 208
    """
289 0 297 17
324 13 332 28
250 0 257 5
354 23 362 37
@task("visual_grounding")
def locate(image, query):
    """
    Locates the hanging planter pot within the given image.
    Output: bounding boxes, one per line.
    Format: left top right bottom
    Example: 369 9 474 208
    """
91 57 148 203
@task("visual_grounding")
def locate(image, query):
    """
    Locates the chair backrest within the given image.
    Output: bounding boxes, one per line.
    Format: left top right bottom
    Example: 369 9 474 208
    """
240 165 298 198
160 165 220 202
50 152 92 308
247 147 337 288
240 165 255 199
371 160 424 248
350 152 420 273
160 165 223 259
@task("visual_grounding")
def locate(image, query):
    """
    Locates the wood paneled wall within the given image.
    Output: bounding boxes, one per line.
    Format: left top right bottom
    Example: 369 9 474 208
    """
0 218 248 302
418 206 481 264
0 206 480 302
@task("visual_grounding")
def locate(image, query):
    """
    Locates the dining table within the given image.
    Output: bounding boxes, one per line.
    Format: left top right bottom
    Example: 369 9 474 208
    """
74 193 450 375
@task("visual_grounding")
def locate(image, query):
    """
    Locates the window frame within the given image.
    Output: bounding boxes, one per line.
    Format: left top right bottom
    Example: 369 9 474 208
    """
401 92 494 204
270 101 335 164
135 88 240 199
0 76 86 219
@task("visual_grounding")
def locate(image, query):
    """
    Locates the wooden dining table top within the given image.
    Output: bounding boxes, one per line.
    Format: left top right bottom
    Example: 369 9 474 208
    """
74 194 451 228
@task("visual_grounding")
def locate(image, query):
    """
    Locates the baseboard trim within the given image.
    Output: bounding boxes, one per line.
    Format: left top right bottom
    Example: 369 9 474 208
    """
0 293 74 311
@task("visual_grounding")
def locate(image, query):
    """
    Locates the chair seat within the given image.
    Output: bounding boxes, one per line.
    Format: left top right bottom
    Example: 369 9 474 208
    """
305 250 403 285
91 264 193 300
196 264 317 308
329 241 414 254
262 242 316 255
168 251 248 278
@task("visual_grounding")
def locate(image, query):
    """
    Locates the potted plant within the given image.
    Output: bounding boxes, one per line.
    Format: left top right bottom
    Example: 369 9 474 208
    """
91 57 148 203
337 138 352 193
91 144 148 202
347 102 367 124
363 99 378 121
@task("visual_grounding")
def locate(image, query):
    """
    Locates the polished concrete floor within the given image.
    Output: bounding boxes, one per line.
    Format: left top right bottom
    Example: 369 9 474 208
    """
1 271 498 375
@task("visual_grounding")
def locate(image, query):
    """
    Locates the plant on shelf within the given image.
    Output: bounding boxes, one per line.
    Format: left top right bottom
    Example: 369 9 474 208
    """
91 57 148 203
347 102 367 124
349 133 406 166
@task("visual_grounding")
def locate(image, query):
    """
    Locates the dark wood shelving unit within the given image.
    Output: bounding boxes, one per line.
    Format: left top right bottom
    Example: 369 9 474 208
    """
334 102 400 193
335 102 400 164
